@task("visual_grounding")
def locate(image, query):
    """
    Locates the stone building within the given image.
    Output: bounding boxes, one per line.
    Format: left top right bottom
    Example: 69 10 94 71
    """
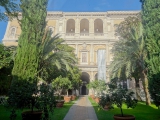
2 11 139 95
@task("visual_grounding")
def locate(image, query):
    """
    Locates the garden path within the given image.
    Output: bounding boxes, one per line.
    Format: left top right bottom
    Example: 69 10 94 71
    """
63 95 98 120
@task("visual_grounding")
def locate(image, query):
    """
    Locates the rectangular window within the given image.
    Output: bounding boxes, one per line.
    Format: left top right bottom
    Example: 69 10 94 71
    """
82 53 87 63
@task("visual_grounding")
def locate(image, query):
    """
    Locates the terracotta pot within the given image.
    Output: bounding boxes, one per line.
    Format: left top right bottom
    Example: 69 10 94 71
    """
56 100 64 108
71 95 76 100
95 97 101 103
103 104 110 110
22 111 43 120
113 114 135 120
64 96 71 102
90 95 95 99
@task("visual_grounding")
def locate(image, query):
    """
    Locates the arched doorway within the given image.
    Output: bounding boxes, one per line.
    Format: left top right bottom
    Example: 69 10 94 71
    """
80 72 90 95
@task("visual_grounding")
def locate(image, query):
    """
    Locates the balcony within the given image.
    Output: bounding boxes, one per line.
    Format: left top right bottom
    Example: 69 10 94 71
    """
66 33 75 36
94 33 104 36
80 33 89 36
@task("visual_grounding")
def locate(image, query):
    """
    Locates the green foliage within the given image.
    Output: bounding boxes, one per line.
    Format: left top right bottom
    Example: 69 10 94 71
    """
87 80 107 97
110 16 151 105
0 0 19 21
7 80 55 119
12 0 48 82
7 1 57 120
7 80 38 110
38 34 77 83
90 97 160 120
149 73 160 108
98 94 112 109
0 44 16 95
36 83 55 120
99 80 137 117
141 0 160 107
66 66 82 90
110 16 145 79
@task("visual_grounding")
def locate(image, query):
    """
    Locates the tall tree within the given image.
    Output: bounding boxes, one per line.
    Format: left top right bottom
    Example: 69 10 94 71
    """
12 0 48 82
110 16 151 105
0 44 15 95
140 0 160 107
0 0 18 21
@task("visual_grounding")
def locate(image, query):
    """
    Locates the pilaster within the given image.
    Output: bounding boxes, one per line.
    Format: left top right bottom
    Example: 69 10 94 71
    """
75 17 80 34
89 18 94 35
90 44 94 65
106 43 110 65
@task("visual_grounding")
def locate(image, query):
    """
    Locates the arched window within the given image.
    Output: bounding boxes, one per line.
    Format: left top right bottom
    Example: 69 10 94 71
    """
10 27 16 37
66 19 75 33
94 19 103 35
48 26 54 36
80 19 89 35
81 52 88 64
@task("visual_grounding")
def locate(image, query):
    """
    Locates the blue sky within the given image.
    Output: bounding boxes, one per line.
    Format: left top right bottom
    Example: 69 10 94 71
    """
0 0 141 42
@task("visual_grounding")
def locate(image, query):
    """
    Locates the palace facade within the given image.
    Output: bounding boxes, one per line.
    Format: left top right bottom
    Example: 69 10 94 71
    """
2 11 139 95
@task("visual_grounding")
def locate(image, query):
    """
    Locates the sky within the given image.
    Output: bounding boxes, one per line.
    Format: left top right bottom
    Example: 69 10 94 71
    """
0 0 141 42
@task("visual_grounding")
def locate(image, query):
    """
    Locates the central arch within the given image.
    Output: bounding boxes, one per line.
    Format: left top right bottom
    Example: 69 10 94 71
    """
80 72 90 95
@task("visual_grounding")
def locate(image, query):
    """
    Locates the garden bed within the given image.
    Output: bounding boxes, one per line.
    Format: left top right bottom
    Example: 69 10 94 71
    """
0 99 77 120
89 97 160 120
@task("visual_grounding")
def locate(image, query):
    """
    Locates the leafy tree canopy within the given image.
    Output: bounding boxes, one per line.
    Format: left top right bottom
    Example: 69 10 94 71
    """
0 0 19 21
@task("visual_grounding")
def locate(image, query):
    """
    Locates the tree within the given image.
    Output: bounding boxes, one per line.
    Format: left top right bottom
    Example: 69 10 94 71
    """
87 80 106 97
38 33 77 83
140 0 160 108
52 76 72 100
66 66 82 95
12 0 48 82
0 44 15 95
0 0 18 21
110 16 151 105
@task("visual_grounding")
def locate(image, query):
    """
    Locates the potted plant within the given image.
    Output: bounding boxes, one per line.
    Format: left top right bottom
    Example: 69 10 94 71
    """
94 80 106 103
108 81 138 120
99 94 113 110
52 76 72 107
7 80 55 120
86 82 95 99
70 79 82 101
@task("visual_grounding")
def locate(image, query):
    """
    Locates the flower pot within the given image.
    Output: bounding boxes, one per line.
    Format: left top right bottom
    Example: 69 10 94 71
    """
56 100 64 108
22 111 43 120
113 114 135 120
90 94 95 99
71 95 76 101
103 103 111 111
64 96 71 102
95 97 101 103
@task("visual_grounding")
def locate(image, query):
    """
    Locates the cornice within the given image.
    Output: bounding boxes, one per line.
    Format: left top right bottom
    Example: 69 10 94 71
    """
16 11 140 19
46 11 140 17
107 11 140 15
